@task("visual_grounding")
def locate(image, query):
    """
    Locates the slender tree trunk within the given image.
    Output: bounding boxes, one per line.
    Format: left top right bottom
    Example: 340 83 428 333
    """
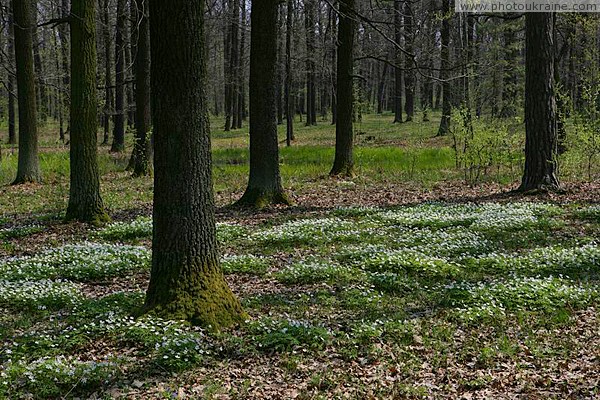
145 0 246 328
377 62 388 114
7 8 16 145
393 0 403 123
500 21 519 118
111 0 126 152
437 0 451 136
276 6 284 125
236 0 246 128
13 0 41 184
285 0 294 145
31 0 47 123
519 13 560 192
66 0 109 223
331 9 337 125
237 0 291 208
403 0 414 121
58 0 70 142
129 0 152 177
305 0 316 126
330 0 355 177
101 0 112 145
126 0 136 127
230 0 240 129
223 0 232 131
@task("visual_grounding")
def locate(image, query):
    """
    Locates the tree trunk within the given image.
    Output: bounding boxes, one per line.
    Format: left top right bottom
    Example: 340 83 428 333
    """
230 0 240 129
236 0 246 128
305 0 317 126
13 0 41 184
377 61 388 114
111 0 126 152
58 0 70 142
330 0 355 177
437 0 451 136
66 0 109 223
129 0 152 177
31 1 47 123
403 0 414 121
7 7 16 145
500 21 519 118
237 0 291 208
519 13 560 192
393 0 403 123
145 0 246 328
101 0 112 145
285 0 294 145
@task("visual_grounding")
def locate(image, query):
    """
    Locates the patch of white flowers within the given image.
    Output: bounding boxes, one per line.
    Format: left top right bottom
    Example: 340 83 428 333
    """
474 244 600 275
360 202 559 231
99 217 152 240
0 225 43 240
0 242 150 281
0 279 82 309
275 260 358 284
98 217 247 242
252 218 357 245
221 254 269 275
0 355 119 394
448 276 598 322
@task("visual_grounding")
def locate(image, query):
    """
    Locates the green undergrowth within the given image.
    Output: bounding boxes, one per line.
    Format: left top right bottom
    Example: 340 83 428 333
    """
2 201 600 398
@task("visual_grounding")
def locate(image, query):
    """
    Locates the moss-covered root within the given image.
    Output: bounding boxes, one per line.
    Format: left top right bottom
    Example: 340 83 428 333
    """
144 271 248 330
64 206 111 226
234 188 293 209
329 163 355 178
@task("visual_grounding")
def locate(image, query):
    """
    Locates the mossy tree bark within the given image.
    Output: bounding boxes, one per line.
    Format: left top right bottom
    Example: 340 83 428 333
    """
110 0 126 153
145 0 246 328
330 0 355 177
236 0 291 208
13 0 41 184
518 13 560 192
66 0 109 224
129 0 152 177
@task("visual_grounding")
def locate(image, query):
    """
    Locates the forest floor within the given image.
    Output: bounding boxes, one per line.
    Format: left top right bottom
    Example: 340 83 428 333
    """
1 113 600 399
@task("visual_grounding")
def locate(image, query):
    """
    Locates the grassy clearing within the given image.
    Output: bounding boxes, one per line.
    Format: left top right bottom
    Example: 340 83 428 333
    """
1 202 600 398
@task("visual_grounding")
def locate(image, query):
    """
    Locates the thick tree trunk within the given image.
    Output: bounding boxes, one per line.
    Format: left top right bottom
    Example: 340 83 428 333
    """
330 0 355 177
129 0 152 177
237 0 291 208
285 0 295 145
111 0 126 152
66 0 109 223
403 0 414 121
437 0 451 136
519 13 560 192
13 0 41 184
145 0 245 328
393 0 403 123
